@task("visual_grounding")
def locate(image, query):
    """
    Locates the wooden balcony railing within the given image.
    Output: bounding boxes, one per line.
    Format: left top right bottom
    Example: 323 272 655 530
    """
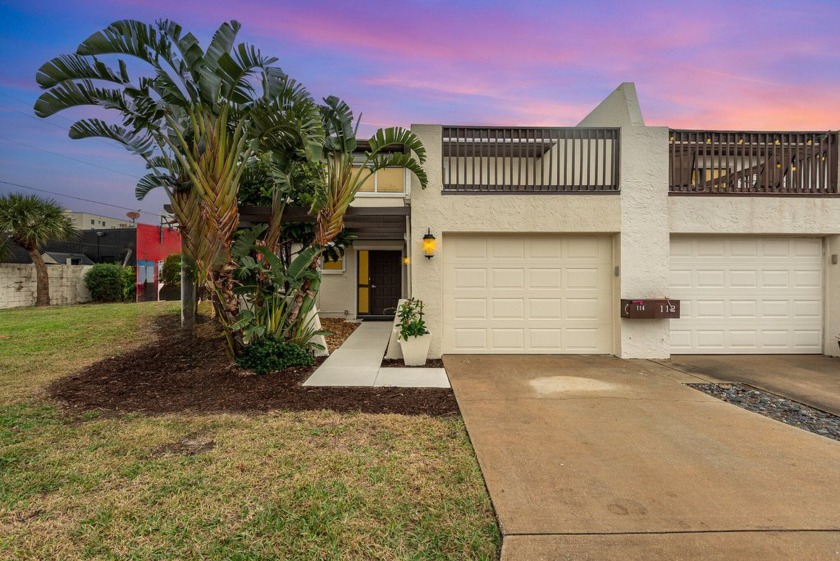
669 130 838 195
442 127 620 193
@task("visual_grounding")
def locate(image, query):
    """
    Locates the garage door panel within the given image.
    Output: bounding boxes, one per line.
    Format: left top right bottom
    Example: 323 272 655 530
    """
794 270 821 288
530 329 562 349
670 236 823 354
454 237 487 258
730 270 758 287
444 235 612 354
454 328 487 350
491 298 525 319
529 269 562 288
491 239 525 258
491 269 524 289
492 328 524 349
729 300 757 318
454 268 486 288
529 298 562 319
566 328 608 352
454 298 486 320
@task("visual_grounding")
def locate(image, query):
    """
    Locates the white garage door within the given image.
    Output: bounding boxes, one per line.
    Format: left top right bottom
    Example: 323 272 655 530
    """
443 235 613 354
670 237 823 354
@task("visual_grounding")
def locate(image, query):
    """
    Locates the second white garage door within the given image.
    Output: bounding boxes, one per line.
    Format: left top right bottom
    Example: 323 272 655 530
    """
670 236 823 354
443 234 613 354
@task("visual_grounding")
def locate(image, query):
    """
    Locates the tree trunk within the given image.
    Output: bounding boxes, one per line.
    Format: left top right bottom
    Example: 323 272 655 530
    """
28 247 50 307
180 237 195 329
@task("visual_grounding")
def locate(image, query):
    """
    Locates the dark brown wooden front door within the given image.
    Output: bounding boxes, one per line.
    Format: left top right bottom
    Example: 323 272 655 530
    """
368 250 401 316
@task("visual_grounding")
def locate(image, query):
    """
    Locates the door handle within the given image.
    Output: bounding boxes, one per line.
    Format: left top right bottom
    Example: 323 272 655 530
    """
370 284 377 289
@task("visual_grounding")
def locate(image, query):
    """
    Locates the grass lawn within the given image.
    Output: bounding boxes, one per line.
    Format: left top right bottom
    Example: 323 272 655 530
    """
0 303 499 560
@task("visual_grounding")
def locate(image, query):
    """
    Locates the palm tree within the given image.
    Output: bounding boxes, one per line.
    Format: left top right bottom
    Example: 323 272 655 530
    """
34 20 324 341
287 97 428 324
0 194 77 306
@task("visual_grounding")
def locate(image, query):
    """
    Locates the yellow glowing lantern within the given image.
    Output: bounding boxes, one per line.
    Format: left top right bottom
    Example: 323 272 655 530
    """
422 229 437 259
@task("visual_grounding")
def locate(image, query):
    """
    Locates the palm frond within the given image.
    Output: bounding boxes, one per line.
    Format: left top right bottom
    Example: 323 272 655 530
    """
76 20 172 69
69 118 156 157
35 80 127 117
367 127 426 163
320 95 357 154
36 54 129 88
135 173 173 200
217 43 279 104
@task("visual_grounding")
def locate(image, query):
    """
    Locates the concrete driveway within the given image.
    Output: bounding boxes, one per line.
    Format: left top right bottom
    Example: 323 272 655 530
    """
444 355 840 560
659 354 840 416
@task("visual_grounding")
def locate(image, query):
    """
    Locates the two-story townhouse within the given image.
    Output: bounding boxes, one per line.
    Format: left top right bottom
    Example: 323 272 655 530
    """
273 83 840 359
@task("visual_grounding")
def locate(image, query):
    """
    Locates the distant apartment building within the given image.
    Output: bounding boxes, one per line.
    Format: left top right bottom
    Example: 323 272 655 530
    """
64 211 135 230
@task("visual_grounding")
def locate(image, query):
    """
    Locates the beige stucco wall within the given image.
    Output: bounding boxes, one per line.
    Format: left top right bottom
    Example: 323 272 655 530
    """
0 263 93 309
617 125 671 358
578 84 671 358
317 247 357 317
410 124 622 358
670 197 840 234
409 84 840 358
317 241 408 318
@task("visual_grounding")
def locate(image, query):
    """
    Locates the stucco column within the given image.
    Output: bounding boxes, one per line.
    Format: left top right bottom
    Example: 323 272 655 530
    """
827 235 840 357
409 125 445 358
618 125 671 358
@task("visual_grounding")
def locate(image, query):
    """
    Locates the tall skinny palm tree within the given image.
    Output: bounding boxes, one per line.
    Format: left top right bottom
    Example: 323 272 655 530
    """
0 194 77 306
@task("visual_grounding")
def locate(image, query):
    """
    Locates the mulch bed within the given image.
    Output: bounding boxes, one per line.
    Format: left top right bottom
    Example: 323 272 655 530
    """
320 318 360 352
381 358 445 368
48 315 459 417
689 383 840 441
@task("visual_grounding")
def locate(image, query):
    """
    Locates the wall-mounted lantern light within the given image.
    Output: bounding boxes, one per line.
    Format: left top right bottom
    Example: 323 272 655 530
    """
422 229 437 259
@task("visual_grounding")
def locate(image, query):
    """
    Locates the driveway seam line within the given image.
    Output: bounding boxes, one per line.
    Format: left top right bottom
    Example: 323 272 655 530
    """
649 359 714 383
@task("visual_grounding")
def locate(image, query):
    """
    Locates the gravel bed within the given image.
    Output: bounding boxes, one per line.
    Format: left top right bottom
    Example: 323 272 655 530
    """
689 383 840 441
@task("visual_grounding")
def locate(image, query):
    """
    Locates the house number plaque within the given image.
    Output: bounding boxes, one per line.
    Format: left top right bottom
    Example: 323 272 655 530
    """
621 299 680 319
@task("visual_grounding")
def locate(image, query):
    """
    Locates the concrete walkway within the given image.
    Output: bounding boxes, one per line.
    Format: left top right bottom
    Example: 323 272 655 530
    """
445 355 840 561
303 322 449 388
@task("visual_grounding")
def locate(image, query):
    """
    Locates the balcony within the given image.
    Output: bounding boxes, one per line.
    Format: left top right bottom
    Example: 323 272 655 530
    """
669 130 838 195
442 127 620 193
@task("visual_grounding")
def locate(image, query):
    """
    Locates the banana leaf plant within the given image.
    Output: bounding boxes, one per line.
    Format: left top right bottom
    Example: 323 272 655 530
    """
287 97 429 324
34 19 324 354
229 225 326 350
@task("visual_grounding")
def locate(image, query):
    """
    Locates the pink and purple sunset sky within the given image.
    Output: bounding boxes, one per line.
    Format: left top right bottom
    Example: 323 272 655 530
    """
1 0 838 222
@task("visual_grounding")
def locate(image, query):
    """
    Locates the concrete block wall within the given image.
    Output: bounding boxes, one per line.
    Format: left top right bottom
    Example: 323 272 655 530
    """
0 263 93 309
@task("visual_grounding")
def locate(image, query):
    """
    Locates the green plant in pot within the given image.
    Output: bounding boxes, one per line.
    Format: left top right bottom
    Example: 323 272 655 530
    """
397 297 431 366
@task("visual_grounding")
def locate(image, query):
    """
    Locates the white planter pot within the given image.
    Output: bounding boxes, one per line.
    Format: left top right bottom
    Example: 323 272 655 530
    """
398 333 431 366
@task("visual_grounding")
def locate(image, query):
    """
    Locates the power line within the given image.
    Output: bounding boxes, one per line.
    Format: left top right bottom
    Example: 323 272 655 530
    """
0 90 79 125
0 179 165 218
0 135 139 179
0 97 126 150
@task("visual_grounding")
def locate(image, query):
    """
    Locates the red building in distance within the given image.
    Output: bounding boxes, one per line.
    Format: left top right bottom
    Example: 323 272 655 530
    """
135 223 181 302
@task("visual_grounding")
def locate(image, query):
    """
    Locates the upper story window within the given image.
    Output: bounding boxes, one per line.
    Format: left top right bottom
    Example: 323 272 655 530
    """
354 165 406 195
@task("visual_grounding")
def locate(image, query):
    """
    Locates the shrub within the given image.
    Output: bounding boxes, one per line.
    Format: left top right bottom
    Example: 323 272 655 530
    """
160 254 181 288
235 336 315 374
121 266 136 302
85 264 126 302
